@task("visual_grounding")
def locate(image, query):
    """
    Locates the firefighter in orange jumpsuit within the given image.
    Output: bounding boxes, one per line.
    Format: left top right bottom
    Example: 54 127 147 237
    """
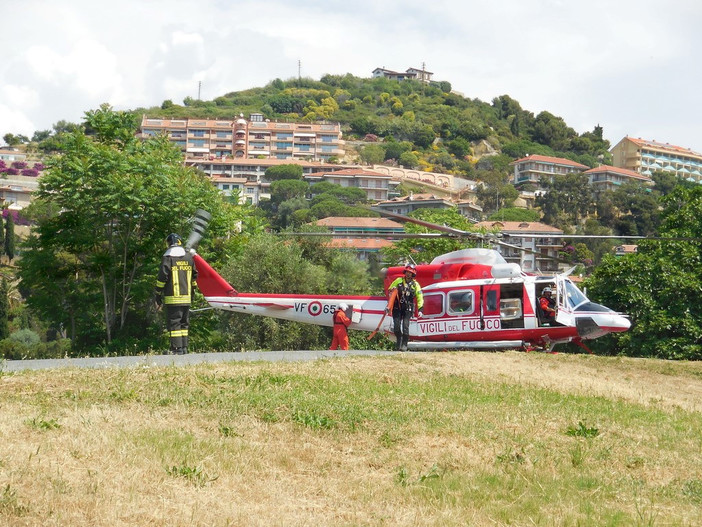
329 303 351 350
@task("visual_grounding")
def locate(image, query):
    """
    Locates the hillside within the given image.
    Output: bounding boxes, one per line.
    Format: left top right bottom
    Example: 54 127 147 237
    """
134 74 613 176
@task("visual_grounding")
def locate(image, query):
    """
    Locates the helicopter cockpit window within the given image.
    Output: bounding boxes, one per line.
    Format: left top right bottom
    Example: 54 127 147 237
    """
422 293 444 317
448 291 474 315
563 279 588 309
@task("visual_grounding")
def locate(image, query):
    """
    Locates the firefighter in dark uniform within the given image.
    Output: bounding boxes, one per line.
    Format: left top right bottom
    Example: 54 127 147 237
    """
153 233 197 354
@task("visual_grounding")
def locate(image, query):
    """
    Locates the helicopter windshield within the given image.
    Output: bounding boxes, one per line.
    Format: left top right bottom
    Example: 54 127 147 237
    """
563 279 589 309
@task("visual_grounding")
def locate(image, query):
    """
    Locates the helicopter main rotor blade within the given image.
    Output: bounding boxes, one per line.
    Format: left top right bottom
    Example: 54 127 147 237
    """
506 234 702 241
369 208 475 237
278 232 450 239
370 208 578 265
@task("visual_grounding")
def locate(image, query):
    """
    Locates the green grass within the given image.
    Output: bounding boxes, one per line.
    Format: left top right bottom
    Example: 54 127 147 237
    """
0 353 700 526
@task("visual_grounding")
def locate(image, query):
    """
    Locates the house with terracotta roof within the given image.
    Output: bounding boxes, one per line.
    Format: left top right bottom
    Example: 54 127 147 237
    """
614 244 638 256
474 221 564 273
510 154 589 189
313 217 404 236
610 136 702 183
304 168 395 201
584 165 652 193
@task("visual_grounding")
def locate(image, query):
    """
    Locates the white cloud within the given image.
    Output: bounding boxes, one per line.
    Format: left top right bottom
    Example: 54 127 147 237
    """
1 0 702 152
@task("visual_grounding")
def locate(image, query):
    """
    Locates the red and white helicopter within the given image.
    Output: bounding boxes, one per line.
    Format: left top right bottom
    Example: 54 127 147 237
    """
187 210 631 352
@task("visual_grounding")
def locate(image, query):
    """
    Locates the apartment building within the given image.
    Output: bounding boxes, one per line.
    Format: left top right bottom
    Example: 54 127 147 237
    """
185 158 346 205
139 114 344 162
610 136 702 183
475 221 564 273
303 168 395 201
511 155 588 188
584 165 652 193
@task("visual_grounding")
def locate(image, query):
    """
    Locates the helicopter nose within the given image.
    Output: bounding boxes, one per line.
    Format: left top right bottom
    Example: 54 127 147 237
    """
575 304 631 339
608 313 631 333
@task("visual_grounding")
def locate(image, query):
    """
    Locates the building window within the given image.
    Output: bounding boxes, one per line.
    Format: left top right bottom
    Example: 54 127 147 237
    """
191 130 206 137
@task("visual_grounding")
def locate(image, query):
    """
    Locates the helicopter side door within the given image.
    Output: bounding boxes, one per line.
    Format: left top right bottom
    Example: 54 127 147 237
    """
481 284 501 330
555 275 575 327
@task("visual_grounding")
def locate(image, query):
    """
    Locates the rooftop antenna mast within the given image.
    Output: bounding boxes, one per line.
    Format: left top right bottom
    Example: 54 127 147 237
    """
198 81 202 100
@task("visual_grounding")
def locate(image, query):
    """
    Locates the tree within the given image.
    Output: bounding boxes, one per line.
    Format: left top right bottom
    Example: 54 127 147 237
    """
447 137 471 158
0 279 9 340
269 179 309 205
3 134 21 146
383 140 412 161
18 105 236 353
487 208 540 222
0 213 5 261
585 185 702 359
3 212 14 262
398 151 419 169
536 173 594 228
31 130 52 143
359 144 385 165
265 164 303 180
475 169 519 214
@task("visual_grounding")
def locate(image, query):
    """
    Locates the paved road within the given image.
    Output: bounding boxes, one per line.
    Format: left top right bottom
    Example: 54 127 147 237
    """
1 350 404 372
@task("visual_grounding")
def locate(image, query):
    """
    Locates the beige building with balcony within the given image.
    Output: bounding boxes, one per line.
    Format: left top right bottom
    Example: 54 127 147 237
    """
610 136 702 183
584 165 652 193
140 114 344 162
186 158 347 205
304 168 394 201
511 155 588 188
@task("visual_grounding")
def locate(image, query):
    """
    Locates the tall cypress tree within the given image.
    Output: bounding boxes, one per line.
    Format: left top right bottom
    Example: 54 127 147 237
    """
4 213 14 262
0 279 9 340
0 213 5 263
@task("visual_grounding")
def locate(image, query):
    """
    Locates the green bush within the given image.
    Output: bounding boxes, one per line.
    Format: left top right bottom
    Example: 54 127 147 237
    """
9 329 41 348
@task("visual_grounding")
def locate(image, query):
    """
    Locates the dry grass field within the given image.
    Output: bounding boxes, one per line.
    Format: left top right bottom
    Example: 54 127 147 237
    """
1 351 701 526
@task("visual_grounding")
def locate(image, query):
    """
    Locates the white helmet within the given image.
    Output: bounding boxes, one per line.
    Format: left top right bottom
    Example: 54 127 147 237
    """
542 287 552 294
338 303 348 311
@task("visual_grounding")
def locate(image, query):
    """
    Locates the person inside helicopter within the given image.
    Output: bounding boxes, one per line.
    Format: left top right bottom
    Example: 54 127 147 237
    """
538 286 557 326
449 292 473 314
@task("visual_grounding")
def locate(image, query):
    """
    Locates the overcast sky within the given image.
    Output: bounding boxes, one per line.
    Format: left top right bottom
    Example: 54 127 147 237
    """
2 0 701 152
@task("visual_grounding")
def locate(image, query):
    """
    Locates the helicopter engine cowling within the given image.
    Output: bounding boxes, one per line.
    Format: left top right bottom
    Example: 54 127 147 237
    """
384 262 498 293
490 263 521 279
